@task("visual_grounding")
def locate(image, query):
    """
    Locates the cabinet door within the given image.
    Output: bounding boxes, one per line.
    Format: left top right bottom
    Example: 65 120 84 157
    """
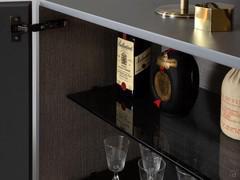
0 2 31 180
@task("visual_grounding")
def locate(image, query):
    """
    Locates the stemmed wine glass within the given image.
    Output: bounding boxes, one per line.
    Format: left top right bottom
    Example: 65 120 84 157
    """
176 166 198 180
139 144 162 180
138 158 166 180
104 136 130 180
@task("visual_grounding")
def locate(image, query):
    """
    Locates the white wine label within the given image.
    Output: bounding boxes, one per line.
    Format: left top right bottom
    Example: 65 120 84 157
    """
135 48 151 75
221 68 240 140
116 37 134 91
116 102 133 135
221 94 240 140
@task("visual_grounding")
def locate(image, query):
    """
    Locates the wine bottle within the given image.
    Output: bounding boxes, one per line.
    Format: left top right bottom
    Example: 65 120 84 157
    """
116 96 134 135
150 49 199 116
116 33 151 97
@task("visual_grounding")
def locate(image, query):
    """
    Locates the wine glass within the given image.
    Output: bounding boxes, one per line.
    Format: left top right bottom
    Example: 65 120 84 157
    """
138 158 166 180
104 136 130 180
139 144 162 180
176 166 198 180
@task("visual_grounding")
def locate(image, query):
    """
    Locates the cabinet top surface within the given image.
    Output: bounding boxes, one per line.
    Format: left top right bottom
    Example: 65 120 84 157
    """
41 0 240 68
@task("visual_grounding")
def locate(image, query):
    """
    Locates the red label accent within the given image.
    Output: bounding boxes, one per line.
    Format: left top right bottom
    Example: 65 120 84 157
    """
121 82 127 91
165 48 175 54
153 99 161 108
160 67 165 73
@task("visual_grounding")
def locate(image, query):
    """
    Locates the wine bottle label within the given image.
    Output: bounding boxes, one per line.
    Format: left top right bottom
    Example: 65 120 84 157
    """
135 47 151 75
221 94 240 139
154 71 171 101
117 37 134 91
221 68 240 140
116 102 133 135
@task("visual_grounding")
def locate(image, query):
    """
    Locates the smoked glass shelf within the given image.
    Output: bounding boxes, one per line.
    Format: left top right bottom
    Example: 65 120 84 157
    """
82 158 178 180
68 85 240 180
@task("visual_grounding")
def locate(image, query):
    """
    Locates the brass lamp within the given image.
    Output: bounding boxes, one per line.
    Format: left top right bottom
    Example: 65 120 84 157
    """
155 0 194 18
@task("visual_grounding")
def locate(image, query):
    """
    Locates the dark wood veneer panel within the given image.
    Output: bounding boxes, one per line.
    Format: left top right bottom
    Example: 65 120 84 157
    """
39 8 139 180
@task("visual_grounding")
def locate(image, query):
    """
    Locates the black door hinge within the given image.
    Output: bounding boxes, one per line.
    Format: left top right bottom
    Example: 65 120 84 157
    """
10 16 68 42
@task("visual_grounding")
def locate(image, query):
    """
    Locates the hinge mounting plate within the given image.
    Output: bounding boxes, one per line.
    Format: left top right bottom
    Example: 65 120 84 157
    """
10 16 68 42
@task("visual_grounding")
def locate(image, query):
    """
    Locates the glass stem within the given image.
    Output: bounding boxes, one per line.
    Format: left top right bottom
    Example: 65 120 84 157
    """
113 172 119 180
147 172 154 180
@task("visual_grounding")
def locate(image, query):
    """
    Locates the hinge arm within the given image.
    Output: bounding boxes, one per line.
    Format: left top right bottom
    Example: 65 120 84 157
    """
10 16 68 41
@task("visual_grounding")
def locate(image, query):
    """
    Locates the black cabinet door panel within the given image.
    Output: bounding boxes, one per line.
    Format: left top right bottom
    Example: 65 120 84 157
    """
0 2 31 180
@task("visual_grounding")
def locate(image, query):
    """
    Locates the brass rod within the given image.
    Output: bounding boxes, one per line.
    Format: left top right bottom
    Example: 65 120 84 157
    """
180 0 189 14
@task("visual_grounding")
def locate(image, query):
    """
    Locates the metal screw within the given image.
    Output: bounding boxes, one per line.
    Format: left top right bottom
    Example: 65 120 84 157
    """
14 36 19 41
14 17 19 22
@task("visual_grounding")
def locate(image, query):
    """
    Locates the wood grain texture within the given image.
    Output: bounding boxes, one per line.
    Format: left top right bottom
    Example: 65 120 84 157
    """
39 8 139 180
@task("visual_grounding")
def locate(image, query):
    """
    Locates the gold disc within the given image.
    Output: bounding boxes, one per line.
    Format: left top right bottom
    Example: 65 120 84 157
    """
155 4 194 18
154 71 171 101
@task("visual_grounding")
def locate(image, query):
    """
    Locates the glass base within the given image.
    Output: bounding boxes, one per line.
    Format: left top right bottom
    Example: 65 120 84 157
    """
155 4 194 18
113 173 119 180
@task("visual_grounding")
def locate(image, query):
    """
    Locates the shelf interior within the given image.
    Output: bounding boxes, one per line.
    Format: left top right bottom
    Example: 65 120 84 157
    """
68 85 240 180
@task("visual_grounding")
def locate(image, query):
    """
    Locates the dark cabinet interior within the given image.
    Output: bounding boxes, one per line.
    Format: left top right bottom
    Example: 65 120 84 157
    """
39 7 239 180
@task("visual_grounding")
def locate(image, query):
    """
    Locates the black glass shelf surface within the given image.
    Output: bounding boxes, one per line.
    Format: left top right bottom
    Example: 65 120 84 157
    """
68 85 240 180
82 158 178 180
